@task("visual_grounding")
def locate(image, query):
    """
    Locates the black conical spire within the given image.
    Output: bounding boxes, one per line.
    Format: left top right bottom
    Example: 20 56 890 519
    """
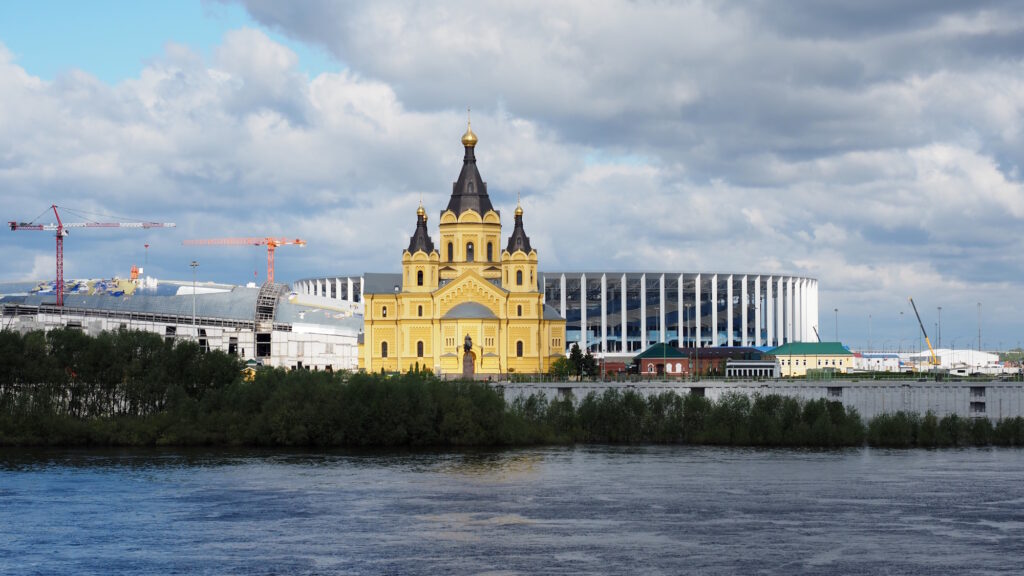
445 116 495 216
407 204 435 254
505 200 532 253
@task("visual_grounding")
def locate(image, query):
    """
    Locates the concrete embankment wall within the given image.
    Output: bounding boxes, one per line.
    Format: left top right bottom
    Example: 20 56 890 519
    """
494 380 1024 421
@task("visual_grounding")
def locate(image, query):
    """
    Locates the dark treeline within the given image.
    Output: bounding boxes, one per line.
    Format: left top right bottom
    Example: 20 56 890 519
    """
2 329 1023 448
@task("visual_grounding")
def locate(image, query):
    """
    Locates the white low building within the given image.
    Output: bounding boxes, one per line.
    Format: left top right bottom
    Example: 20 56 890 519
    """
853 353 902 372
1 282 361 372
901 348 1009 375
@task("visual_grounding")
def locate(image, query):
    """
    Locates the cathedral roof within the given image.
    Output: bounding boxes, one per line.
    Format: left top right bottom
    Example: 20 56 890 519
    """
442 302 498 319
406 205 435 254
445 123 495 217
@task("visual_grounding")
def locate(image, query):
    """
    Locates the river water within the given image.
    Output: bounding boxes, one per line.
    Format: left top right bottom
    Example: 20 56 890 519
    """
2 446 1023 575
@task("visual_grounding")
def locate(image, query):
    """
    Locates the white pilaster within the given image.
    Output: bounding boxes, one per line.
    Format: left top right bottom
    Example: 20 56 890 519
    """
560 274 567 320
580 274 587 351
766 276 774 347
659 274 666 343
621 274 627 352
741 275 748 347
347 277 354 302
694 274 701 348
640 274 647 349
727 275 734 347
711 274 718 347
754 275 761 347
787 277 795 344
601 273 607 354
677 274 684 347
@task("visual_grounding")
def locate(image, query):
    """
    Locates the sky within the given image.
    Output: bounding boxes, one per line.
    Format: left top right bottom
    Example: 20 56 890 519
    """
1 0 1023 350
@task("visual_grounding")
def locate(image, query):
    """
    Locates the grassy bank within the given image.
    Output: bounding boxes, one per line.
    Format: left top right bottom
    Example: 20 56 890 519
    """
2 329 1023 448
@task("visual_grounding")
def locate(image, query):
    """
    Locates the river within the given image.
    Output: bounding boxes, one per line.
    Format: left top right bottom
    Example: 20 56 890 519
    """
2 446 1023 575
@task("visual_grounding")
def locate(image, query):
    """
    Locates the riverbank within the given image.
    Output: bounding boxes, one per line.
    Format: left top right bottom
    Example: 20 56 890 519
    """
2 329 1023 448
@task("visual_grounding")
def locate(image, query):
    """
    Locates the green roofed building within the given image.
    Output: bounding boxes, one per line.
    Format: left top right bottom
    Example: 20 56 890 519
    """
769 342 852 377
633 343 688 377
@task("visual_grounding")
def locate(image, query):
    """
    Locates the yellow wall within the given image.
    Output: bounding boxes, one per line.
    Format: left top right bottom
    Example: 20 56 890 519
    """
777 354 852 377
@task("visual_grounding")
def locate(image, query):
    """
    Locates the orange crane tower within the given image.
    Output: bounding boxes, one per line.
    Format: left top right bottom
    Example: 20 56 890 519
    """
9 205 176 307
182 237 306 284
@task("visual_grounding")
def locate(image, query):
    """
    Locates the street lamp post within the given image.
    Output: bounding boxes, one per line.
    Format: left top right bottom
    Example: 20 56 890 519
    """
834 308 838 342
868 314 872 351
190 260 198 329
977 302 982 352
937 306 942 349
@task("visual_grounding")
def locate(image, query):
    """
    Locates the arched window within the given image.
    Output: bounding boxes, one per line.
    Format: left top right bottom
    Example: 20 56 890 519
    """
516 270 523 285
517 305 522 317
381 342 388 358
516 341 524 357
675 362 682 373
417 341 424 357
466 242 474 262
416 270 423 286
487 242 493 261
381 306 387 318
417 305 423 317
447 242 453 261
648 363 654 373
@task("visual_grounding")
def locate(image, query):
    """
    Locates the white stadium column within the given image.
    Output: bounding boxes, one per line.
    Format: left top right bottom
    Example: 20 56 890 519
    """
776 277 784 344
360 276 364 303
677 274 684 347
621 274 627 352
601 273 607 354
560 274 567 320
787 277 795 344
335 279 341 300
741 275 748 347
640 274 647 349
711 274 718 347
766 276 774 347
347 277 353 303
659 274 666 344
754 275 761 347
727 275 734 347
694 274 701 348
580 274 587 351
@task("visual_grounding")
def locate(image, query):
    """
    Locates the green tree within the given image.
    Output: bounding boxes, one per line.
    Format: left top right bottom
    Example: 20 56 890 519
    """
548 357 572 380
581 351 598 380
568 343 583 379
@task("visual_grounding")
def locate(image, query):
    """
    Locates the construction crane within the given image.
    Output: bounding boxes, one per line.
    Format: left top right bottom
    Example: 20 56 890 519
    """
908 297 940 367
182 237 306 284
9 205 175 307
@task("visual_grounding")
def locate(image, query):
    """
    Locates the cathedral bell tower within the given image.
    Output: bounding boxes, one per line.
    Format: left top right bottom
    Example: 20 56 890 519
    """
437 116 503 281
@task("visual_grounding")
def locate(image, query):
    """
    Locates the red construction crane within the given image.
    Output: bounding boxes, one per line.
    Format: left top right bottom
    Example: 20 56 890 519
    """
182 237 306 284
9 205 176 307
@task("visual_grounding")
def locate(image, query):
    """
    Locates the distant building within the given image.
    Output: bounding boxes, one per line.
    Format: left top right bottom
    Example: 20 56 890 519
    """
633 343 689 377
0 284 361 372
770 342 852 377
853 352 901 373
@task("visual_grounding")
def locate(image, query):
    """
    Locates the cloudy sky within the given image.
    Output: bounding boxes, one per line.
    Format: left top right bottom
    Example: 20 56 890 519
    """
2 0 1023 349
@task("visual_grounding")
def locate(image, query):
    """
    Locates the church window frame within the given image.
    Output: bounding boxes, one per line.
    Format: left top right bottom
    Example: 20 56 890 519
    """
517 304 522 317
516 340 524 357
417 270 423 286
381 342 388 358
417 341 424 358
466 242 474 262
417 305 423 317
447 242 454 262
381 306 388 318
487 242 493 262
516 270 523 285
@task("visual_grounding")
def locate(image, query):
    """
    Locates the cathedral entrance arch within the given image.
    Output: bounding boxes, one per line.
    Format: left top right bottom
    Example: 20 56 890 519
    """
463 350 476 378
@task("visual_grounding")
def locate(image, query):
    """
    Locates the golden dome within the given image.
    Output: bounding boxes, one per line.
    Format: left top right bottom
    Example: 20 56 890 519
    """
515 203 523 217
417 202 426 220
461 123 477 148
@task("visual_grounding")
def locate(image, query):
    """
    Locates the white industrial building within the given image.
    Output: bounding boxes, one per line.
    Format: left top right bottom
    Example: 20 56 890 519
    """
902 348 1011 375
0 281 361 372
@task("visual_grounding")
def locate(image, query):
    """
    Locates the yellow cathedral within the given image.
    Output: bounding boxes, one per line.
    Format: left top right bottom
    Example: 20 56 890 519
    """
358 121 566 377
